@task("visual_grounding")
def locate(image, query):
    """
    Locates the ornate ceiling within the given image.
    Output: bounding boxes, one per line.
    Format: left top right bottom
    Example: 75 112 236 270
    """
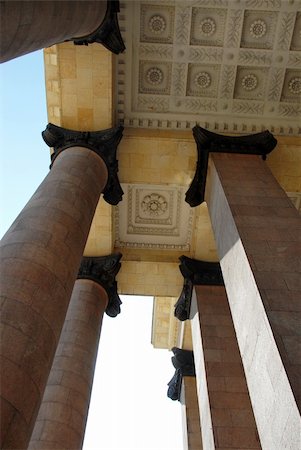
115 183 195 251
116 0 301 135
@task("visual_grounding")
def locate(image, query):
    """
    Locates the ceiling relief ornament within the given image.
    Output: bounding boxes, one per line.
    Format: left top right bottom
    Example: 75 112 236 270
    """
140 4 175 44
234 66 268 100
249 19 267 39
148 15 166 34
199 18 216 36
187 64 219 97
114 184 195 251
190 8 227 46
194 71 211 88
288 77 301 95
241 10 278 49
141 193 168 217
139 61 172 95
146 67 164 85
241 73 258 91
116 0 301 134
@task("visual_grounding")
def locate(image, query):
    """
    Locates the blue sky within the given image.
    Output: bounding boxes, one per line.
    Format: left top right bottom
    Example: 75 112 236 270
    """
0 50 184 449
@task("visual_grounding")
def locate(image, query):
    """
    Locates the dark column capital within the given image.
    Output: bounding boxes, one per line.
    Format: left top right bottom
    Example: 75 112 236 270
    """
71 1 125 54
78 253 122 317
174 256 224 321
186 126 278 207
42 123 124 205
167 348 195 401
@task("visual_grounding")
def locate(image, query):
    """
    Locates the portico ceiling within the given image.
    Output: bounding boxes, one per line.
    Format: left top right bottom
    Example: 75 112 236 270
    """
116 0 301 135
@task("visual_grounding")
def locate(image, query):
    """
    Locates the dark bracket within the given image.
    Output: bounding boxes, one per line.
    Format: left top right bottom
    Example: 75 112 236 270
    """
42 123 124 205
78 253 122 317
174 256 224 321
185 125 278 207
71 1 125 55
167 347 195 401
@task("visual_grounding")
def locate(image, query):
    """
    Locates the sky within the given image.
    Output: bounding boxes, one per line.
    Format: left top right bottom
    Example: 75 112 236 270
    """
0 51 184 449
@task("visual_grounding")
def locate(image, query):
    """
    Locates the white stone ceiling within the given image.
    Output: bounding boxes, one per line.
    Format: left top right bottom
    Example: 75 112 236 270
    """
116 0 301 135
115 183 195 251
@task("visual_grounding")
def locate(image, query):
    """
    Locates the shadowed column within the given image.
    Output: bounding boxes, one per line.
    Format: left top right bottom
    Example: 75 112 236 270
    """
205 153 301 449
0 125 123 449
29 254 122 449
174 256 260 449
0 0 125 63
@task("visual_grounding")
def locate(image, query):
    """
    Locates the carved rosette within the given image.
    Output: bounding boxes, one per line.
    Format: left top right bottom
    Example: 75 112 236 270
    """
167 347 195 401
42 123 124 205
185 126 277 207
174 256 224 321
78 253 122 317
71 1 125 54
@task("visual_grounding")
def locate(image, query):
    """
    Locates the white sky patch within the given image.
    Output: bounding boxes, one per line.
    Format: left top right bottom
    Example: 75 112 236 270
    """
83 295 184 450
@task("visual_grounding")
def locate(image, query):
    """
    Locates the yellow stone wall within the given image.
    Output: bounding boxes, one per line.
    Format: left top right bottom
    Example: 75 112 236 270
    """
151 296 180 349
117 261 182 296
44 42 113 129
267 136 301 193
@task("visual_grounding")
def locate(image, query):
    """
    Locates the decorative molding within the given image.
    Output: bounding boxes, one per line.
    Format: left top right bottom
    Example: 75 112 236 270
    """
137 96 169 112
174 256 224 321
175 7 191 44
183 98 217 113
226 9 243 48
173 63 186 96
185 125 277 207
277 13 296 51
220 65 236 99
78 253 122 317
238 49 272 66
268 68 285 101
233 101 264 115
71 1 125 54
139 44 173 59
288 53 301 68
189 47 223 63
245 0 281 8
279 104 301 117
167 347 195 401
42 123 124 205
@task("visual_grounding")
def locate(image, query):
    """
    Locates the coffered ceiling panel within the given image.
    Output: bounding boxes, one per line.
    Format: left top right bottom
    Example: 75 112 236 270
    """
114 183 195 251
116 0 301 135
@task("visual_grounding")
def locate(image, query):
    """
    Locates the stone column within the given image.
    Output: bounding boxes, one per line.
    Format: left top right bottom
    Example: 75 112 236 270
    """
167 348 201 449
190 284 261 450
29 254 122 450
175 256 260 449
0 1 125 63
0 124 123 449
205 153 301 449
180 377 203 450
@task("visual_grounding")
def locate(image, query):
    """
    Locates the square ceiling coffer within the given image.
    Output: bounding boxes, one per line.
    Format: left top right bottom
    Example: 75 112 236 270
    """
114 184 194 250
